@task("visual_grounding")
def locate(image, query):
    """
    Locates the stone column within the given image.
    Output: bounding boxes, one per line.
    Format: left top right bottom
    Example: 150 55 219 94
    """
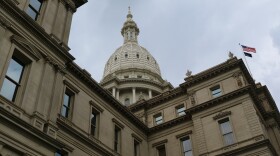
149 89 152 99
132 87 136 103
112 87 116 97
116 89 120 100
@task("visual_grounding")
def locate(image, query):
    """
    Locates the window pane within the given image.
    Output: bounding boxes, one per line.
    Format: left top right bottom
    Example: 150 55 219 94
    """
220 121 232 134
158 146 166 156
0 78 17 101
6 59 24 83
55 151 62 156
26 7 37 20
61 106 68 117
30 0 42 11
185 151 193 156
224 133 234 145
63 94 70 107
183 139 192 151
177 106 186 116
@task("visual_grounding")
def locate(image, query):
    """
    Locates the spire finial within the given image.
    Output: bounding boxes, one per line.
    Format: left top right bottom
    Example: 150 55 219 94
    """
127 6 133 19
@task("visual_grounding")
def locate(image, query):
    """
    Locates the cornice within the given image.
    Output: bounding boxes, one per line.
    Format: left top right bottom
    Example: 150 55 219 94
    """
215 139 278 156
129 86 186 111
0 0 75 62
148 114 191 135
66 62 149 132
101 76 172 90
0 107 72 151
180 58 255 89
256 86 280 127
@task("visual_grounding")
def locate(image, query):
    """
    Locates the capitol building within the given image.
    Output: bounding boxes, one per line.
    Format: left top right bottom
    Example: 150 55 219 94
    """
0 0 280 156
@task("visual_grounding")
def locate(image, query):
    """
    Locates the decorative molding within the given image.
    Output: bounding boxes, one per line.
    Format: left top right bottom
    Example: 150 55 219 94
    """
89 100 104 113
0 14 11 28
152 139 168 147
11 0 19 5
213 111 232 120
175 130 192 139
44 56 66 74
63 80 80 93
10 35 43 61
112 118 125 129
131 133 142 143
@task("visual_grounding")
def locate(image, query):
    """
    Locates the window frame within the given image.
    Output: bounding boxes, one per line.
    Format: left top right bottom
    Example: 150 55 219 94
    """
60 88 74 119
175 104 186 117
113 125 122 153
210 85 222 98
26 0 43 20
134 139 140 156
89 104 102 138
154 113 163 125
181 136 193 156
0 48 32 105
0 57 25 102
156 144 167 156
218 117 235 146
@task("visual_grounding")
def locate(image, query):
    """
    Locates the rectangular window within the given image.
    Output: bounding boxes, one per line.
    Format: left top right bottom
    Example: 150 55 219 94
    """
211 85 222 98
157 145 166 156
182 137 192 156
26 0 43 20
114 126 121 152
176 105 186 116
55 150 67 156
61 90 73 118
134 140 140 156
154 113 163 125
219 118 234 145
0 58 25 102
90 108 99 137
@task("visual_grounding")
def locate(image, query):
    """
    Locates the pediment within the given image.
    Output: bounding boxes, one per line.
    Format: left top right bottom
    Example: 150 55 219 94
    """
10 35 43 61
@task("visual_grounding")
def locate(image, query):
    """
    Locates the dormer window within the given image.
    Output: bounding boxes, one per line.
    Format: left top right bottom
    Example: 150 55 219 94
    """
26 0 43 20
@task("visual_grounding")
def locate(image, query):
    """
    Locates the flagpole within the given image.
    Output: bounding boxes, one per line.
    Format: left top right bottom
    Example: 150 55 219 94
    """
239 43 254 78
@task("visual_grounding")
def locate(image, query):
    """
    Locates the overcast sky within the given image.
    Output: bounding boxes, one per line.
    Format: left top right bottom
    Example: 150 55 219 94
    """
69 0 280 109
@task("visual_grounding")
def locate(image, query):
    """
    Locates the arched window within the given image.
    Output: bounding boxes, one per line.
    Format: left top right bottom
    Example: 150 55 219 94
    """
124 98 130 105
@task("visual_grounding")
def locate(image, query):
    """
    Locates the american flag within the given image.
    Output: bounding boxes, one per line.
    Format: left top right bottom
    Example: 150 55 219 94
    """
241 45 256 53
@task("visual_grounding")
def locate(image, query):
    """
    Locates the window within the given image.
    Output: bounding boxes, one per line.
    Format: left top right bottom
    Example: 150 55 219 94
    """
55 150 67 156
125 53 128 58
124 75 129 78
176 105 186 116
211 85 222 98
55 151 62 156
61 89 73 118
219 118 234 145
154 113 163 125
137 75 142 78
136 53 139 58
26 0 43 20
134 140 140 156
124 98 130 105
157 145 166 156
181 137 192 156
0 58 25 102
90 108 99 137
114 126 121 153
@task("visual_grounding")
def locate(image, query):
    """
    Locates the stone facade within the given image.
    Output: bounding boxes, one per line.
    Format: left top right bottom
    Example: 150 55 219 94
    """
0 1 280 156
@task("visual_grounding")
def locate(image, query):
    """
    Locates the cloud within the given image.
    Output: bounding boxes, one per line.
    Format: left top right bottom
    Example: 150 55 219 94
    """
69 0 280 108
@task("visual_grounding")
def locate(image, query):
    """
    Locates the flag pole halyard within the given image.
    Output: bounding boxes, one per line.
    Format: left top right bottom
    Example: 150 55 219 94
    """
239 43 254 79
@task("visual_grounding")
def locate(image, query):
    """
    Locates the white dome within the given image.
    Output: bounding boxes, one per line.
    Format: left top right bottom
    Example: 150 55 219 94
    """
103 42 161 79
